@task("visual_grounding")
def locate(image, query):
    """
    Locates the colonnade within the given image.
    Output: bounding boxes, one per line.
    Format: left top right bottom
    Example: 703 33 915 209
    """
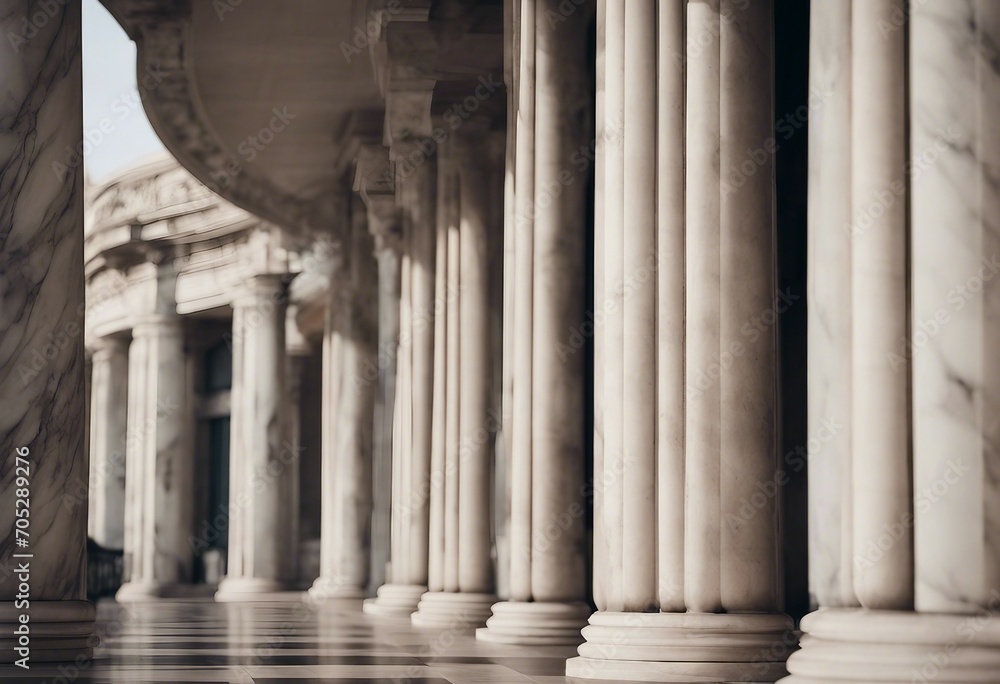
6 0 1000 681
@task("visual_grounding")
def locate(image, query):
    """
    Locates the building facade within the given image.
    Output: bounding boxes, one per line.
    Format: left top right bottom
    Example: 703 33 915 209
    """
2 0 999 682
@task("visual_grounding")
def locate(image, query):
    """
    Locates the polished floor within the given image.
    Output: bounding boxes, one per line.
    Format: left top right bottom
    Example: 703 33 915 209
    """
0 597 628 683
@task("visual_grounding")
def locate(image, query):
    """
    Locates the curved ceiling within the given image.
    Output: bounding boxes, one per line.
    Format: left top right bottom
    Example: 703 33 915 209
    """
101 0 385 242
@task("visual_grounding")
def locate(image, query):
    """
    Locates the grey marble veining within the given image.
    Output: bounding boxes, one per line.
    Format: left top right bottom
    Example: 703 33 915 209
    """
0 0 86 603
806 0 857 611
911 0 1000 614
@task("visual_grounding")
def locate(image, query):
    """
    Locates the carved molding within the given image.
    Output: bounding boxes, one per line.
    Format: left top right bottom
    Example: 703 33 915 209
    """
100 0 343 244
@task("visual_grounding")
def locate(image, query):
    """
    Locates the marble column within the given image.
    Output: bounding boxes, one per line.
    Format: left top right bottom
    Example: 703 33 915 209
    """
569 1 793 680
286 315 309 585
369 204 401 595
216 274 298 600
0 0 95 661
785 1 1000 680
413 129 503 628
88 335 129 550
478 0 591 646
365 146 437 616
117 303 195 601
805 0 858 612
312 197 378 602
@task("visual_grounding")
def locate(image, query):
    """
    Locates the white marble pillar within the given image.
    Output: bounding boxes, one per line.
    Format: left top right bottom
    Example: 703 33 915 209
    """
117 308 195 601
0 0 95 661
785 1 1000 680
365 146 437 616
426 141 458 599
286 316 310 585
313 198 378 602
849 0 912 613
479 0 591 646
88 336 129 550
413 129 502 628
369 206 401 595
216 275 298 600
910 0 1000 617
569 1 793 680
805 0 858 612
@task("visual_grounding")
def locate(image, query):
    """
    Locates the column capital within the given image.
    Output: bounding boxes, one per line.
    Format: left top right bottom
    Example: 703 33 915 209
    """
88 333 130 359
235 272 291 306
364 194 404 255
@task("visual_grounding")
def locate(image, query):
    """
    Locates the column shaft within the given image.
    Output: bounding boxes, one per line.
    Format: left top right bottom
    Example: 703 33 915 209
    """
684 0 723 614
621 0 658 611
119 314 193 599
444 181 462 593
600 0 626 614
218 275 297 598
656 0 686 613
370 246 400 592
806 0 857 609
911 0 1000 613
88 337 129 550
457 138 497 595
509 0 536 604
0 0 94 660
407 156 437 588
428 148 456 593
850 0 912 611
719 0 779 612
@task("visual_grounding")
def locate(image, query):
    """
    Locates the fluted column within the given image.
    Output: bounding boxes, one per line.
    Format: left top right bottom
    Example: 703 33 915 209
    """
786 1 1000 681
88 335 129 550
0 0 95 661
369 201 401 595
805 0 857 612
413 128 503 628
569 1 793 680
117 308 194 601
312 197 377 602
216 274 298 600
365 146 438 616
478 0 591 645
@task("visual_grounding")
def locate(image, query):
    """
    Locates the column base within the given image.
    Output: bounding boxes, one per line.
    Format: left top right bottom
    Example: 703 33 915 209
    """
362 584 427 617
411 591 497 629
115 582 215 602
476 600 590 645
0 600 97 664
308 576 367 602
780 608 1000 683
214 577 302 602
566 611 794 682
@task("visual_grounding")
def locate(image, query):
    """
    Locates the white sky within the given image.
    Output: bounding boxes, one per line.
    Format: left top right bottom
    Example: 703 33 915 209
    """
82 0 168 184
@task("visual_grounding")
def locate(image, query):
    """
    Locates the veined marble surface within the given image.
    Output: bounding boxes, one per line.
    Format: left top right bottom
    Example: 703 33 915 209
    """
0 1 86 602
911 0 1000 614
806 0 857 610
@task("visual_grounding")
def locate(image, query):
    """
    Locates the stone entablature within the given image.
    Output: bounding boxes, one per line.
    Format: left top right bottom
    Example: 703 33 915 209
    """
84 157 306 347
